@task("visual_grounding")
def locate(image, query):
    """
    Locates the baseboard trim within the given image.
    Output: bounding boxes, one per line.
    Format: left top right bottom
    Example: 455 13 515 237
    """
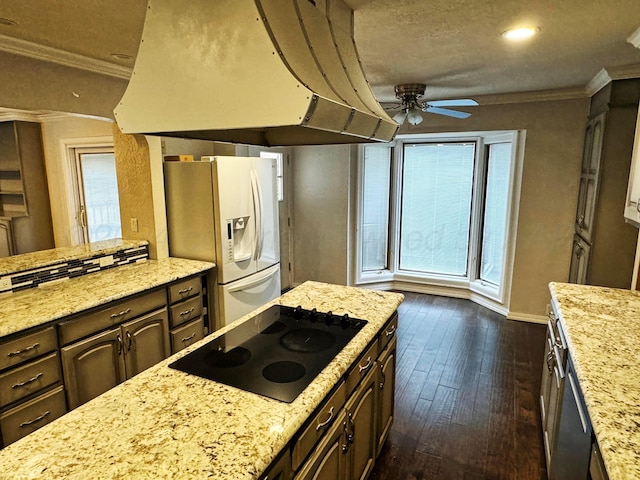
506 311 548 324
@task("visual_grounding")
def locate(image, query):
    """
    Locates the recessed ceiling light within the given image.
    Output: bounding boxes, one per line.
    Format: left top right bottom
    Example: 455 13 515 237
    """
501 26 539 41
0 18 17 26
111 53 133 61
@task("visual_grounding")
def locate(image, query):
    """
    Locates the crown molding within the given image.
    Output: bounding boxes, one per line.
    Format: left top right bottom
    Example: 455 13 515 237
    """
628 26 640 49
472 87 588 106
0 107 113 123
0 33 132 80
585 63 640 96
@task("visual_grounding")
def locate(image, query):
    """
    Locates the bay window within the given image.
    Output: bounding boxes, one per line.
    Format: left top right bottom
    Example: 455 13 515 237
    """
356 131 524 311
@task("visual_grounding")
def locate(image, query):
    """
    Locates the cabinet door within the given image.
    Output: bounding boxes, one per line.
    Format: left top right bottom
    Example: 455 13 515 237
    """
568 235 590 284
624 107 640 226
345 369 377 480
61 327 126 410
121 308 170 379
376 338 396 456
294 410 347 480
575 113 606 242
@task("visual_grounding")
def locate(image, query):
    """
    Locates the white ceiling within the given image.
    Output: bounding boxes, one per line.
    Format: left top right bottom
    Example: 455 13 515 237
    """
1 0 640 118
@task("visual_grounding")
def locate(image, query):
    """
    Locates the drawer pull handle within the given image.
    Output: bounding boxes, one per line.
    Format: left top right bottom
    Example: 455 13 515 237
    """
12 372 44 389
180 307 195 317
315 407 334 431
110 308 131 319
358 357 373 374
181 332 197 343
385 325 397 338
178 287 193 295
19 410 50 428
7 343 40 357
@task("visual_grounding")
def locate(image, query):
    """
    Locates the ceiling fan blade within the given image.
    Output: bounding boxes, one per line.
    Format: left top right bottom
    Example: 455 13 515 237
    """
426 99 478 107
424 106 472 119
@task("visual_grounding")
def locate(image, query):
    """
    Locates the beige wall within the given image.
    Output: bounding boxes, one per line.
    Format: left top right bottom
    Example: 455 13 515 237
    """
290 97 590 318
290 144 357 286
40 116 115 247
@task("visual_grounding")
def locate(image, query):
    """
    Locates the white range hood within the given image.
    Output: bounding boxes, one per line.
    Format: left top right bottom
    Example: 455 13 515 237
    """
114 0 398 146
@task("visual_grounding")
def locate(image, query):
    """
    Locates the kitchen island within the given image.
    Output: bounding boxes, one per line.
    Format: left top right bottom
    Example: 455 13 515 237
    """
0 281 403 479
0 256 215 337
549 282 640 480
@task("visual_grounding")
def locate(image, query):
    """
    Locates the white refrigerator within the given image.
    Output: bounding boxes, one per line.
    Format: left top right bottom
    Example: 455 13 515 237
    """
164 156 280 328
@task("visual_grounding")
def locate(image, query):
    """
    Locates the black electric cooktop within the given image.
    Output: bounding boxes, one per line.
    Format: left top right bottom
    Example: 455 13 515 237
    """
169 305 367 403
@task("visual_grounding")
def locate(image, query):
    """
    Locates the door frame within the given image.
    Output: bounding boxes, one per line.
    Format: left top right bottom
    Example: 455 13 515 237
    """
59 136 114 246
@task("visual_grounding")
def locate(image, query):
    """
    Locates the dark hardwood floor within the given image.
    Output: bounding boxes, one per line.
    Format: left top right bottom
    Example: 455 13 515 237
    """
370 292 548 480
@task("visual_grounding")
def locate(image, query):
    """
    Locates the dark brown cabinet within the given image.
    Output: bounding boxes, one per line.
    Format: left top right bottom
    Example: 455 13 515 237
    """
0 326 66 447
569 79 640 287
61 327 125 409
293 313 398 480
0 121 54 255
61 307 170 410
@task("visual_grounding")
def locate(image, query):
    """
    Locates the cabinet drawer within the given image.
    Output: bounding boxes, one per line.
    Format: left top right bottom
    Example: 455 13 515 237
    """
0 352 61 408
292 380 346 471
168 276 202 304
0 326 57 371
378 314 398 352
170 318 205 353
169 295 203 328
346 341 378 396
0 385 67 446
59 289 167 345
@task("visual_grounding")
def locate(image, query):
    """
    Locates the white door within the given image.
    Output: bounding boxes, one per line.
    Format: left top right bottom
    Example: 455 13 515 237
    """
219 264 281 326
73 148 122 243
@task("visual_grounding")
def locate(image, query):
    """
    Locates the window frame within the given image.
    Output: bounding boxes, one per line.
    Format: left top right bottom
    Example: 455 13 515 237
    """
355 130 525 311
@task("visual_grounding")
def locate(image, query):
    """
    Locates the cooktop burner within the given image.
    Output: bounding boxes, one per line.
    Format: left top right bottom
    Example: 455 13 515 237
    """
169 305 367 402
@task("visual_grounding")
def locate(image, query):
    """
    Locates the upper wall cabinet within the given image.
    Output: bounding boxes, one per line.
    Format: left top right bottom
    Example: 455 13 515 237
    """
569 79 640 288
0 121 54 255
624 107 640 227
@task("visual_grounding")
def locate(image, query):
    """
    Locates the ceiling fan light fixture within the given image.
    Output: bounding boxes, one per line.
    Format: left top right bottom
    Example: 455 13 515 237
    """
407 108 424 126
501 26 539 41
393 111 408 124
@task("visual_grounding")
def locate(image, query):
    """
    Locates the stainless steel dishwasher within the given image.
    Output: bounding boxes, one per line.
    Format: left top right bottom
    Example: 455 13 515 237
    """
549 354 592 479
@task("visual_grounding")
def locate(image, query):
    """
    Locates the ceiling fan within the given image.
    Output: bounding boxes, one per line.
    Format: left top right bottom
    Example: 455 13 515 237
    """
386 84 478 126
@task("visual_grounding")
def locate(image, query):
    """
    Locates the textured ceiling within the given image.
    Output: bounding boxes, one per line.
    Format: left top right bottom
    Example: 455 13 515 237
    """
0 0 639 115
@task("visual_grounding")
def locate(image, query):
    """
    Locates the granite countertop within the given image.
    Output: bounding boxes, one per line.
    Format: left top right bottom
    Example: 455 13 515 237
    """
0 239 148 276
549 282 640 480
0 282 403 479
0 257 215 338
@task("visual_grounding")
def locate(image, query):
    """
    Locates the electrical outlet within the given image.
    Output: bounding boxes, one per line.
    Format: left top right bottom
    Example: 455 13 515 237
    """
130 218 138 232
99 255 115 268
0 276 11 291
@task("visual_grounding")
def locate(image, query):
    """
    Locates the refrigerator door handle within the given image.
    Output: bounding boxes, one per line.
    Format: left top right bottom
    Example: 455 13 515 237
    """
226 265 279 292
250 169 264 261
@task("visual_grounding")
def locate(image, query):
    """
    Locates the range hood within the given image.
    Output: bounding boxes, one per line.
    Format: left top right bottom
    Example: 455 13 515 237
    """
114 0 398 147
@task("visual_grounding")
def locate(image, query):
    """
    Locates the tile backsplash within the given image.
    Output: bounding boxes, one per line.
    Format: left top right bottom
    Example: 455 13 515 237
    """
0 240 149 294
